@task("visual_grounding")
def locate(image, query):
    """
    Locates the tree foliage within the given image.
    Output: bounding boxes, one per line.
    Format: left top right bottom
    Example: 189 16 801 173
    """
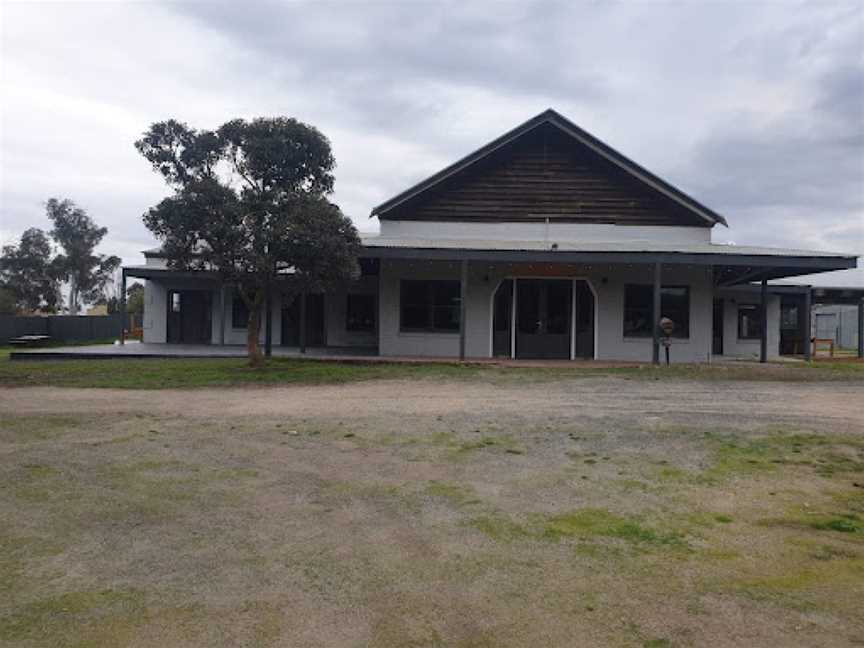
136 117 361 365
126 282 145 316
47 198 121 314
0 228 61 314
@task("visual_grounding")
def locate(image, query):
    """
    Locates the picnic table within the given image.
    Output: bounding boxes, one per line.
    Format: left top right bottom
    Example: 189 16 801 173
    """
8 335 52 348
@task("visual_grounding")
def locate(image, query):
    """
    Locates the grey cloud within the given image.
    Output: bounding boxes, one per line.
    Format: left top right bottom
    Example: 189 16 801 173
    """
1 1 861 289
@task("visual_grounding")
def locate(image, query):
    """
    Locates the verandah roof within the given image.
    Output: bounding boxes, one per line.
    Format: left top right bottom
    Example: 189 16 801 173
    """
358 236 857 285
129 238 857 286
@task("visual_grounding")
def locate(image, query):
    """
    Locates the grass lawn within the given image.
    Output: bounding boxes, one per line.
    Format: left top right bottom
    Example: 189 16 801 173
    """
1 374 863 646
1 347 863 388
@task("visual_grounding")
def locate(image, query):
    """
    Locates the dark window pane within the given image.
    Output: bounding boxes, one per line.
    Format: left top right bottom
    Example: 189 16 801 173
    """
623 285 652 337
232 292 249 329
401 306 428 330
432 281 460 307
780 305 798 330
346 294 375 332
738 304 762 339
400 280 461 332
517 281 542 334
545 281 570 334
624 285 690 338
432 306 460 331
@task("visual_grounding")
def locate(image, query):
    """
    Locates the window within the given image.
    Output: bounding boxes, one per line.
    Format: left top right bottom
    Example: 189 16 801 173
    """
780 304 799 331
400 280 461 332
738 304 763 340
623 285 690 338
170 292 181 313
232 292 249 329
346 294 376 332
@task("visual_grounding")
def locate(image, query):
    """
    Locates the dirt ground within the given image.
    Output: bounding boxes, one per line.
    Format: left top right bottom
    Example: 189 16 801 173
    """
2 376 863 647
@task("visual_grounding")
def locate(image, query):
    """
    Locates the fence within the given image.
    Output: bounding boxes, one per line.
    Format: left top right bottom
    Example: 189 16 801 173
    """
0 314 123 345
814 306 860 350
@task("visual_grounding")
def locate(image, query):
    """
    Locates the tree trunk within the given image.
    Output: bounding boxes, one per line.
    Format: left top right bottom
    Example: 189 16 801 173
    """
68 278 77 315
247 305 263 367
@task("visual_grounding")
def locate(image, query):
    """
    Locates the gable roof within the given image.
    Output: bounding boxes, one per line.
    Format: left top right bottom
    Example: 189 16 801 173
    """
371 109 728 227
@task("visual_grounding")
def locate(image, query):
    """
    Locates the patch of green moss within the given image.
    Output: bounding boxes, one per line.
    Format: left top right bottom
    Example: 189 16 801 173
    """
654 431 864 485
643 639 672 648
0 414 87 443
810 515 863 533
214 467 259 481
731 557 864 612
0 588 146 643
541 508 687 548
686 511 734 528
424 481 482 508
0 534 64 596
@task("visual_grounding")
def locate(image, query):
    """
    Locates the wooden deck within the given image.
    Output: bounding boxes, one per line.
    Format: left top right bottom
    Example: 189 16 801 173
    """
8 342 643 368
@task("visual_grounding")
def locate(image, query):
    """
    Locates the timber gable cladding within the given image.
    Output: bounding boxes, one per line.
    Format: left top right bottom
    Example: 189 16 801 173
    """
372 110 725 227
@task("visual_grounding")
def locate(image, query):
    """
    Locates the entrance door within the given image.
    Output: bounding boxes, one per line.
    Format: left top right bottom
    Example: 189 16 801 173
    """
281 294 326 346
712 298 724 355
492 280 513 357
166 290 212 344
516 279 571 359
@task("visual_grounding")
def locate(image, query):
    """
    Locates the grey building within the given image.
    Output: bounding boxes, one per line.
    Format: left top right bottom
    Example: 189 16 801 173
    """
125 110 858 363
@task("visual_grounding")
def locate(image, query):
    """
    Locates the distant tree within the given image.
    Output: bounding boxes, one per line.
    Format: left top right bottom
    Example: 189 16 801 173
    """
126 282 144 317
136 117 361 366
0 228 61 313
47 198 121 315
0 286 15 315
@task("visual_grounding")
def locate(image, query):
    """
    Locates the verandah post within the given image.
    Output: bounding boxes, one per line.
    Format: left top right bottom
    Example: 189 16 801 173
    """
264 287 272 358
459 260 468 361
857 297 863 359
120 268 127 345
760 278 768 363
803 288 812 361
652 262 661 365
299 291 307 354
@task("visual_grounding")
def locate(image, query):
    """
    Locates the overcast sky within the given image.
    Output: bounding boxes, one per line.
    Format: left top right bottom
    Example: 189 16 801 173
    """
1 1 862 286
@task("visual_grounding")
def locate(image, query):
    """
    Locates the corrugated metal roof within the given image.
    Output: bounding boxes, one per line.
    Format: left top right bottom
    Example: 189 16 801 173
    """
360 235 850 258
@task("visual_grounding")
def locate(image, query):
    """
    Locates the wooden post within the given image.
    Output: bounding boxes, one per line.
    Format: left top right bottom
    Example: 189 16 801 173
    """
803 288 812 361
459 260 468 361
219 285 226 346
760 278 768 363
857 297 863 359
652 262 661 365
120 268 127 345
264 287 272 358
299 291 307 354
510 278 517 359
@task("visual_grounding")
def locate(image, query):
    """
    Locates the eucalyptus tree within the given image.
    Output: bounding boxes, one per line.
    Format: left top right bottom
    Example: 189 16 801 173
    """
0 227 61 313
46 198 121 314
136 117 361 365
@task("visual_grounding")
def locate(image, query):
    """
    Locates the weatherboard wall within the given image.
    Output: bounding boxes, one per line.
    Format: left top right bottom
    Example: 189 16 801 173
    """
377 259 715 362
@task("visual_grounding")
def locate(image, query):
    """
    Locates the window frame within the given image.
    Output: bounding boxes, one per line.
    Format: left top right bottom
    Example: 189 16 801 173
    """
622 284 690 339
737 303 763 340
345 293 377 333
399 279 461 334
